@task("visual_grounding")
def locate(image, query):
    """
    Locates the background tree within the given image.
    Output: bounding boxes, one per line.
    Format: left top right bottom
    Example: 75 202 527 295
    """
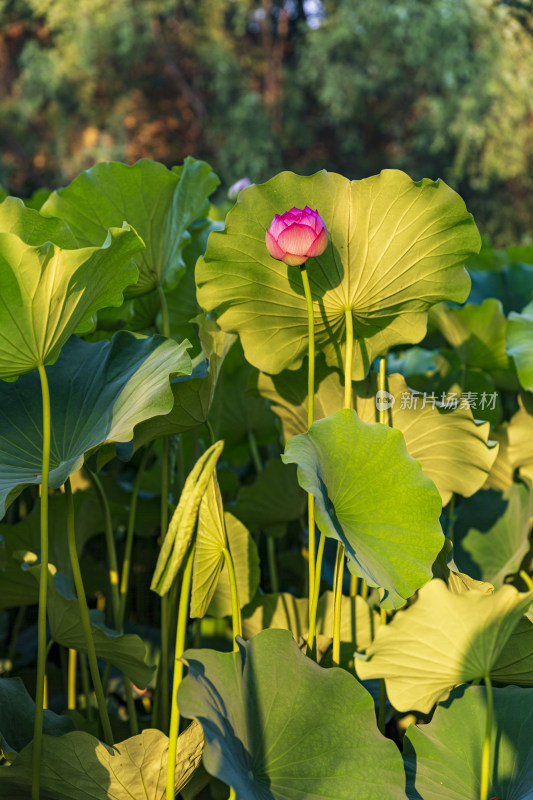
1 0 533 243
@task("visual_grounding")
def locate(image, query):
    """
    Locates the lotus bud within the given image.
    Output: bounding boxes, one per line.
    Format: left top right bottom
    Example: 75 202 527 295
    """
265 206 328 267
228 177 251 200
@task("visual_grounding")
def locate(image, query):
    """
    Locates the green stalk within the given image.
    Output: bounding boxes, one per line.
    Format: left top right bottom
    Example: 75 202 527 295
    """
32 363 51 800
330 308 354 663
519 569 533 591
300 266 316 609
86 468 120 624
479 675 493 800
378 607 388 734
377 358 389 733
80 653 93 721
331 543 344 666
68 649 77 710
157 283 170 339
166 543 196 800
222 546 242 649
117 446 152 632
160 438 170 734
65 479 114 745
157 283 172 735
344 307 354 409
306 532 325 658
266 537 280 594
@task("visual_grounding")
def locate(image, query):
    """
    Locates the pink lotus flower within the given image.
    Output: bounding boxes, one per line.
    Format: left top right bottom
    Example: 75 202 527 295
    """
265 206 328 267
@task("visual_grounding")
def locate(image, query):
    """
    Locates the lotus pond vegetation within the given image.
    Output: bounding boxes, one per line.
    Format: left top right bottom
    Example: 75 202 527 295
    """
0 159 532 800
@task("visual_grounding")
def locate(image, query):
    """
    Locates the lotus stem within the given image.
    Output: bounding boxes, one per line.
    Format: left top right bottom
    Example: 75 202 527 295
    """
306 532 325 659
86 468 120 624
157 277 172 735
480 675 493 800
166 542 196 800
223 545 242 650
68 649 77 710
65 479 114 745
300 266 316 608
118 446 152 632
80 653 93 721
32 363 51 800
377 358 389 734
332 543 344 666
519 569 533 591
378 606 388 734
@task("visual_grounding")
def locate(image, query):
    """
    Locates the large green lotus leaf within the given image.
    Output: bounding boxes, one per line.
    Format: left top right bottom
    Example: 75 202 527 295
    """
0 332 191 518
0 677 73 762
260 366 496 505
196 169 478 379
242 590 378 655
507 300 533 392
0 226 142 379
0 722 204 799
404 684 533 800
42 157 219 297
430 299 514 386
282 409 444 608
232 459 307 535
205 512 260 618
24 564 154 688
454 484 533 589
490 616 533 686
0 196 78 248
355 579 533 713
178 628 407 800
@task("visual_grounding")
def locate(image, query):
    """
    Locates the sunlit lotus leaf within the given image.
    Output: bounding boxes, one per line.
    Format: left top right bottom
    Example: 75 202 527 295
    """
355 579 533 713
0 722 204 799
150 441 225 596
197 169 478 379
283 409 444 608
0 223 142 379
259 366 496 504
205 512 260 618
178 628 407 800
